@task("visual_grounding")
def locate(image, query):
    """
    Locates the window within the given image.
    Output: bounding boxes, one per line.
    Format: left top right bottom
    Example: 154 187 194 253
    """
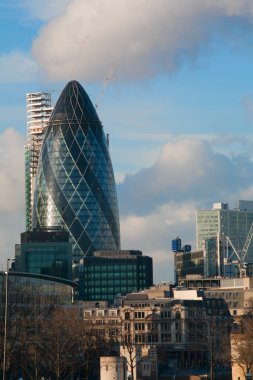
161 333 171 342
161 322 171 331
175 311 181 319
148 334 158 343
175 322 181 331
134 323 145 331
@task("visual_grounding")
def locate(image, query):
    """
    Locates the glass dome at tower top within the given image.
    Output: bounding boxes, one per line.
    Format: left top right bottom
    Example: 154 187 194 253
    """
33 80 121 261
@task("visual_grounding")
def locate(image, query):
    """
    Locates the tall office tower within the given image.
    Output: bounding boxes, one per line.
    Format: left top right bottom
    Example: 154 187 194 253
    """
25 92 53 230
33 80 121 262
196 201 253 264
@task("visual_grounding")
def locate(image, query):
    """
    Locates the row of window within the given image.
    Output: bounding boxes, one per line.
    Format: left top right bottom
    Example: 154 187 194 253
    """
84 286 136 294
134 322 173 331
83 272 138 279
82 279 145 286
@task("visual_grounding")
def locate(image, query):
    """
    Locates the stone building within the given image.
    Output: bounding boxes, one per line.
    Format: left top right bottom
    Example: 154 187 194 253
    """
78 286 231 380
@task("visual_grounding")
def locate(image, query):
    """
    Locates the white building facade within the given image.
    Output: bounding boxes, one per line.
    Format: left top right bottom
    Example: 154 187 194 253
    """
25 92 52 230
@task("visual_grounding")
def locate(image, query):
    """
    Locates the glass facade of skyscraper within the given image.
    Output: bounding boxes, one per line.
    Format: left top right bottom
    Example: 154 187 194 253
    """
33 81 121 261
79 250 153 303
196 201 253 264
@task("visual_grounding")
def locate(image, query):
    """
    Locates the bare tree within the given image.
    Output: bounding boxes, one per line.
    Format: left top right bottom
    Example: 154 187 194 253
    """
232 316 253 377
40 307 79 380
119 309 148 380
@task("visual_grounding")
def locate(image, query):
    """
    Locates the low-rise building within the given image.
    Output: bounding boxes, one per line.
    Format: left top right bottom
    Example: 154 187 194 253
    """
180 276 253 317
79 287 231 380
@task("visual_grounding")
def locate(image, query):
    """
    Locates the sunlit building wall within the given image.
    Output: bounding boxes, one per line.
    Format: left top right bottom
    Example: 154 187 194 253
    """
25 92 52 230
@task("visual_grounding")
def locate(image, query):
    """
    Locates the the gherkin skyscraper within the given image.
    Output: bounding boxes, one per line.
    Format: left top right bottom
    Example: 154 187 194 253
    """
33 80 121 261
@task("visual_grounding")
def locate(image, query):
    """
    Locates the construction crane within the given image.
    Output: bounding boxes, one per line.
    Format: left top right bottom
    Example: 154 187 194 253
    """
225 222 253 277
95 64 115 109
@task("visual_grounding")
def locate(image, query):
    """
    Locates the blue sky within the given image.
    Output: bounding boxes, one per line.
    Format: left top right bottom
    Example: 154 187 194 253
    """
1 0 253 281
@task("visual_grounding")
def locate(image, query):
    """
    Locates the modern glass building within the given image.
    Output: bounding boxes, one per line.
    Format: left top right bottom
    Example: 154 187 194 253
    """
33 81 121 262
15 228 72 280
196 201 253 264
79 250 153 303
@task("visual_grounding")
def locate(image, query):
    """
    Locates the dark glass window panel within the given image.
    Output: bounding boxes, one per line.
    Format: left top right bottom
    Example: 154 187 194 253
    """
71 219 84 239
62 205 75 225
78 230 93 252
76 153 88 174
69 139 80 161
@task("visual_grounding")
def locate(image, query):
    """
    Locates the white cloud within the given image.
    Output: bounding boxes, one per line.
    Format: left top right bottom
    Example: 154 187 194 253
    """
0 128 25 212
0 51 38 84
0 128 25 269
118 136 253 281
117 137 252 216
32 0 253 82
120 202 196 282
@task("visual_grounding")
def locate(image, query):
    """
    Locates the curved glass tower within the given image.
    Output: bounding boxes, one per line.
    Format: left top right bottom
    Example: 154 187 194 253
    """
33 80 121 261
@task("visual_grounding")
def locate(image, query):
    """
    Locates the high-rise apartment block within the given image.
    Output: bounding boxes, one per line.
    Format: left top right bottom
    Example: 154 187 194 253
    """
25 92 52 230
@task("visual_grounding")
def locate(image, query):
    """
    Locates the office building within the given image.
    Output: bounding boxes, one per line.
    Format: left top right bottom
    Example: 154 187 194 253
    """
25 92 53 230
196 201 253 265
33 81 121 262
78 250 153 303
174 248 204 283
173 237 235 283
15 228 72 280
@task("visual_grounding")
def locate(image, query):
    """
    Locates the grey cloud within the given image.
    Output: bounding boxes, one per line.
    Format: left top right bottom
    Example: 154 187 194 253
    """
118 136 253 281
117 137 253 216
32 0 253 82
